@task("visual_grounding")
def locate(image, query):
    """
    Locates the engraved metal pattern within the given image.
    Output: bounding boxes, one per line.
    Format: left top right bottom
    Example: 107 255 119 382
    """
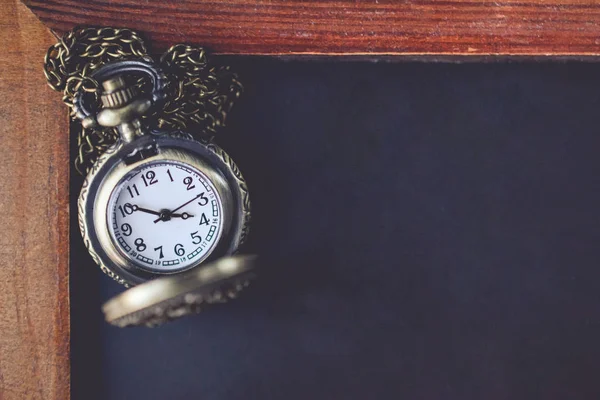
77 142 130 287
44 27 243 175
109 279 252 328
102 255 257 327
206 142 252 247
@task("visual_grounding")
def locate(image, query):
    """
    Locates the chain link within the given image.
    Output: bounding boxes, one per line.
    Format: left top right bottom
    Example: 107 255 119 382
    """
44 27 243 175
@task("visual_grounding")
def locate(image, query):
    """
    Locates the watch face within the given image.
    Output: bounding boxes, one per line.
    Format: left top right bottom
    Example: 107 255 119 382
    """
106 160 224 272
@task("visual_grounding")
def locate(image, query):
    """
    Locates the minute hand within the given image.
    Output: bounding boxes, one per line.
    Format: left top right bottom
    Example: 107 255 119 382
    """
153 193 202 223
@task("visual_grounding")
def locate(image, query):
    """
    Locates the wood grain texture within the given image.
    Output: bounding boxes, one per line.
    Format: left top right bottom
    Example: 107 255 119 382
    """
21 0 600 58
0 1 70 399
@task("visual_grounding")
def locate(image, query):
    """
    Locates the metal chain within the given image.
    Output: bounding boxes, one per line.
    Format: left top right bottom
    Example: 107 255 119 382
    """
44 27 243 175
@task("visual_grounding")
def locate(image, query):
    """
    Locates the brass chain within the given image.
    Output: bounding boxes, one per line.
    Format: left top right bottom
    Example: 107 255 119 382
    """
44 27 243 175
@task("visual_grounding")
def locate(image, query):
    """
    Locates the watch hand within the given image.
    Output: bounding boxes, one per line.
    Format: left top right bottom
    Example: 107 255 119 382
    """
153 193 202 223
170 212 194 219
131 205 193 220
171 193 203 214
131 205 161 216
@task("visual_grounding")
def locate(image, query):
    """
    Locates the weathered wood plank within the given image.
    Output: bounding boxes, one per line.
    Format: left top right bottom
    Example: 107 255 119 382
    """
0 1 70 399
22 0 600 58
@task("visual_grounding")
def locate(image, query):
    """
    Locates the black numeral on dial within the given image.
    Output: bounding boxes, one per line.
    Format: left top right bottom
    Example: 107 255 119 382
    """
174 243 186 256
134 238 146 252
190 231 201 244
118 203 135 218
197 193 208 206
121 223 132 236
127 184 140 198
167 169 174 182
154 245 164 259
199 213 209 226
183 176 196 191
141 171 158 187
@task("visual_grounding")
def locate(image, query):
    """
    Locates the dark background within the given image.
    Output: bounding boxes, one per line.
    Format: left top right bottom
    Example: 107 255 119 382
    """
70 60 600 400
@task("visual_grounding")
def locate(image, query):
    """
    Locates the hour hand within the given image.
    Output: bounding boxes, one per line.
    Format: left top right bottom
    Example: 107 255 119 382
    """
171 212 194 220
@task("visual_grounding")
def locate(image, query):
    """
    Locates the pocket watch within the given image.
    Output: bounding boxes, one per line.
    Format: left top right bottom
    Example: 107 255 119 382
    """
45 28 255 327
74 59 251 287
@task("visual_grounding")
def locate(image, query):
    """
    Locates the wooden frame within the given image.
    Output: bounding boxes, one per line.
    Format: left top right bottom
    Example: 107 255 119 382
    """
4 0 600 398
23 0 600 58
0 1 70 399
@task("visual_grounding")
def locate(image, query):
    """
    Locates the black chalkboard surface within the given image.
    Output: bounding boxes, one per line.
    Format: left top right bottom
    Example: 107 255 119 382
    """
70 61 600 400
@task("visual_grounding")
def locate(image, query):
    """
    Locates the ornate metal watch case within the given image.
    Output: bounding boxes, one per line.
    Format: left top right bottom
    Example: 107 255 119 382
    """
75 60 251 288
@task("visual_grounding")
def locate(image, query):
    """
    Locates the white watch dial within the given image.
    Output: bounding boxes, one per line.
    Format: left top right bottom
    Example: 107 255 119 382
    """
107 161 224 272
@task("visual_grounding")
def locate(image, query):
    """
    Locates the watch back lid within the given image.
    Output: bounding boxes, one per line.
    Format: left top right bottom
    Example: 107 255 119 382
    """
102 254 257 327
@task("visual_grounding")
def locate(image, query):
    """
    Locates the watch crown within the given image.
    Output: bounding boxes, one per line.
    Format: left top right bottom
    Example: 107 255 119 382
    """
100 77 138 108
95 74 151 142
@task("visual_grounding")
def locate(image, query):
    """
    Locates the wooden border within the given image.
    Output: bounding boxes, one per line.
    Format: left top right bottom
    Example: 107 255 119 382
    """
22 0 600 58
0 1 70 399
4 1 600 398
